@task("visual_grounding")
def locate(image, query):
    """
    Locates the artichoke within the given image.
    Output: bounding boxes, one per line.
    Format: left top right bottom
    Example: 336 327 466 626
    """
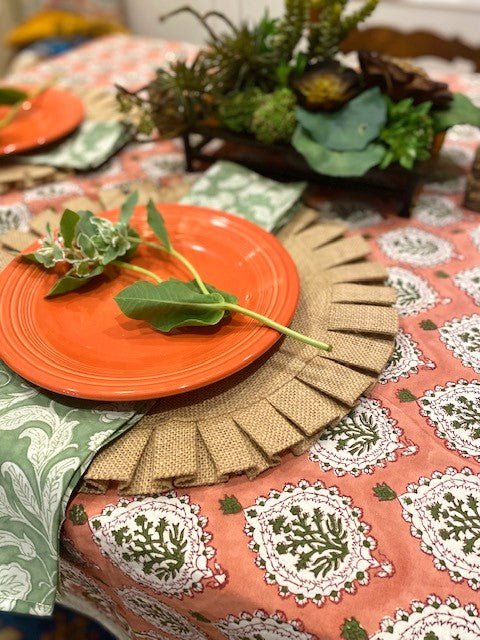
358 50 453 108
291 60 361 112
251 88 297 144
218 88 265 133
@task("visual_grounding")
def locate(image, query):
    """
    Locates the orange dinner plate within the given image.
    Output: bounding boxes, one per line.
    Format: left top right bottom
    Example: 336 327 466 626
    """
0 204 299 400
0 86 84 155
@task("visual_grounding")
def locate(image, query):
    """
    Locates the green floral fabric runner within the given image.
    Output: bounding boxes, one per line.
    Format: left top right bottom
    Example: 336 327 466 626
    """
179 160 306 231
17 121 131 171
0 361 149 616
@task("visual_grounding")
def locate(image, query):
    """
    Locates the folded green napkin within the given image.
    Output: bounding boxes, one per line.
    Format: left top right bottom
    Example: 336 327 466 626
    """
17 120 131 171
0 361 150 616
179 160 307 231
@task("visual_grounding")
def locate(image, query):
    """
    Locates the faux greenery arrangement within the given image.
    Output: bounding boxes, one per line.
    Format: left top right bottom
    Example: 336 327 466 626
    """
25 193 331 351
117 0 480 177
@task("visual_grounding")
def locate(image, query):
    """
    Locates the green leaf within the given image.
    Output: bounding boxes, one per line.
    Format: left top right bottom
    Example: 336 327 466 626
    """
296 88 387 151
75 210 97 238
185 280 238 305
114 278 228 332
76 232 97 259
0 87 28 105
147 199 171 250
432 92 480 131
292 125 385 177
22 253 38 263
59 209 80 248
119 190 139 224
46 270 101 297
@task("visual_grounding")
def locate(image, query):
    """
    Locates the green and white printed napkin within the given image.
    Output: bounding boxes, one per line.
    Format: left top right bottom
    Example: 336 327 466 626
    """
179 160 307 231
0 361 150 616
18 120 131 171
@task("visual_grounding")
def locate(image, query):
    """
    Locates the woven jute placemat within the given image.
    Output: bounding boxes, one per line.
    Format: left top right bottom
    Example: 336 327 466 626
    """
0 86 124 194
0 179 398 494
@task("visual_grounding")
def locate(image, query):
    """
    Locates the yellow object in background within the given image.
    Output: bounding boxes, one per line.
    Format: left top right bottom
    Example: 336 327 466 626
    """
6 9 127 47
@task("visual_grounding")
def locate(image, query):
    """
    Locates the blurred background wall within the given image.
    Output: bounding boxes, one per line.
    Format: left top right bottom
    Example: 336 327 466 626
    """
1 0 479 76
123 0 480 45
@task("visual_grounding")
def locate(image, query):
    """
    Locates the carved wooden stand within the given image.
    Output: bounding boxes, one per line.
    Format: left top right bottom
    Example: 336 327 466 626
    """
182 126 424 218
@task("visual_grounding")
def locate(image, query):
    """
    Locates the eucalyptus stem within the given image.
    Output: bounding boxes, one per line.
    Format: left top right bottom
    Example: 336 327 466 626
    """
223 302 332 351
112 260 163 283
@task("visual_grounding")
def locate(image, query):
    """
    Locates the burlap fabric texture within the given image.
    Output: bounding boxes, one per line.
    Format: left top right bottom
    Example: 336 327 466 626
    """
0 181 398 494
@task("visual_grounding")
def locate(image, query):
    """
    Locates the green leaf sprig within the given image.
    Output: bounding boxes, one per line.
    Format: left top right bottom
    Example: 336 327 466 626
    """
25 194 332 352
379 98 434 170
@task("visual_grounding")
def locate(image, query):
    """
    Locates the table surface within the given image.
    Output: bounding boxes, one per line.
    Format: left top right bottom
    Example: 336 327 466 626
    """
3 33 480 640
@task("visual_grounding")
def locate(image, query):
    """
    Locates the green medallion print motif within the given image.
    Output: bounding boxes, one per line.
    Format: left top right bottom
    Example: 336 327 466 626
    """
378 329 435 384
215 609 317 640
370 594 480 639
117 586 206 640
419 380 480 461
387 267 448 317
58 559 132 640
378 228 454 267
453 266 480 306
439 314 480 373
412 194 464 227
0 361 147 615
23 180 83 203
89 493 226 598
314 199 383 229
244 480 394 606
309 397 417 476
0 203 31 235
400 467 480 590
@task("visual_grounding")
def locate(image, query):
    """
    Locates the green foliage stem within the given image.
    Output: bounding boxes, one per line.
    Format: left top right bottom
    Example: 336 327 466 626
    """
270 0 309 62
309 0 380 61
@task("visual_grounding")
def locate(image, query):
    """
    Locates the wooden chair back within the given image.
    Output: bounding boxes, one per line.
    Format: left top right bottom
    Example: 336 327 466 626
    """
340 26 480 72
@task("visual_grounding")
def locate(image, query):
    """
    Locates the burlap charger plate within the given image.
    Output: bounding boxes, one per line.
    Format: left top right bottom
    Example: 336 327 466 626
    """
83 206 398 494
0 181 398 494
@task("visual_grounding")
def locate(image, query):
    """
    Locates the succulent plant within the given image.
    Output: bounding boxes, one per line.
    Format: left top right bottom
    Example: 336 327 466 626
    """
379 97 435 169
358 50 453 107
291 60 360 111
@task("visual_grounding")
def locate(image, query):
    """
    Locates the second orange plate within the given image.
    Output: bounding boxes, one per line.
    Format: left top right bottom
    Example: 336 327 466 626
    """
0 205 299 400
0 86 84 155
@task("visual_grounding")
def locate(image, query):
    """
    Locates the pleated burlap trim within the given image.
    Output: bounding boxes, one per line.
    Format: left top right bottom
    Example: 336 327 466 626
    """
0 178 398 494
81 207 398 494
0 86 124 194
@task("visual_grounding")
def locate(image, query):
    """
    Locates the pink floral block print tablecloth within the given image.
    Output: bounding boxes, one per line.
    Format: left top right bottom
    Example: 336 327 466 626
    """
3 34 480 640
